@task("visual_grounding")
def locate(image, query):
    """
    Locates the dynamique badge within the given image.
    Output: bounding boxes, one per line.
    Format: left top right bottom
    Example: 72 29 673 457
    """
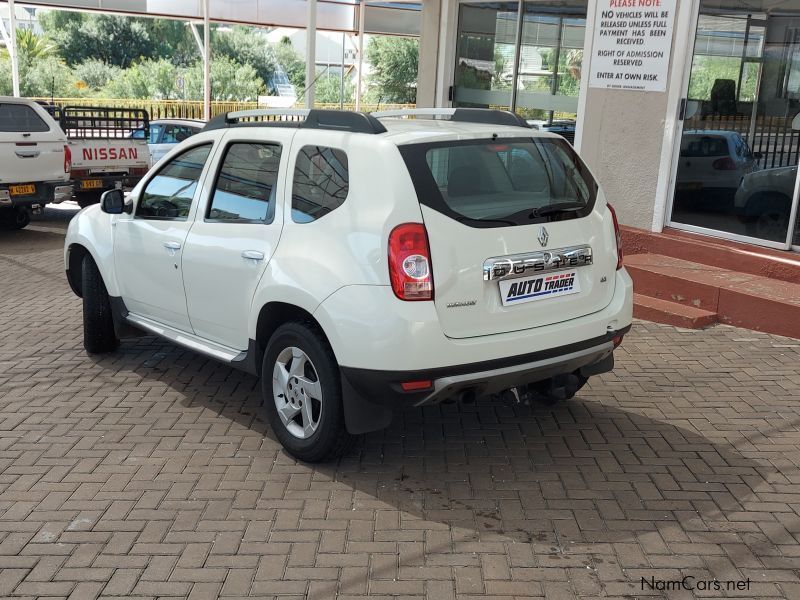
538 226 549 248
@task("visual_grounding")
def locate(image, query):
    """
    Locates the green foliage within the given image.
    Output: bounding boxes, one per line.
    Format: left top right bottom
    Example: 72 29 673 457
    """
688 55 757 102
39 11 194 69
214 26 275 90
182 56 264 101
0 51 12 96
19 55 76 98
365 36 418 104
314 73 354 104
15 29 57 59
73 59 121 90
275 37 305 90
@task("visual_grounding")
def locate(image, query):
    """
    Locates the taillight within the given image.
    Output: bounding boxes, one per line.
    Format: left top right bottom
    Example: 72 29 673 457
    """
712 157 737 170
388 223 434 301
64 145 72 174
606 203 623 270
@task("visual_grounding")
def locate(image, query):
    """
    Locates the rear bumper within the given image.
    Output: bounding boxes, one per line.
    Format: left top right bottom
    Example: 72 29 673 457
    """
0 181 73 208
340 327 626 410
72 174 144 193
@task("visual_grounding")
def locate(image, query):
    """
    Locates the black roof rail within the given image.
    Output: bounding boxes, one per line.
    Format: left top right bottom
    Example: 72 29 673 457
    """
452 108 531 129
371 108 531 129
204 108 388 134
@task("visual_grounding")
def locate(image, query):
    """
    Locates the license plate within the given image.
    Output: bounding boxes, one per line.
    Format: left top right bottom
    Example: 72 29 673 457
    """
499 270 581 306
81 180 103 190
9 184 35 196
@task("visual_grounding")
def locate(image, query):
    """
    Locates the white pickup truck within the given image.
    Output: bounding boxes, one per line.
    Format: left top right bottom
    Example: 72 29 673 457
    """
55 106 152 208
0 97 73 230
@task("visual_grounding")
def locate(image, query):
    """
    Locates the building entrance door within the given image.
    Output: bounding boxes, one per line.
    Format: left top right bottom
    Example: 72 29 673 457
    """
668 1 800 250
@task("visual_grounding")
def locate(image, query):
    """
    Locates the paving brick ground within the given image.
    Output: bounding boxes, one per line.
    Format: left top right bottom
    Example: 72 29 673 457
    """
1 205 799 599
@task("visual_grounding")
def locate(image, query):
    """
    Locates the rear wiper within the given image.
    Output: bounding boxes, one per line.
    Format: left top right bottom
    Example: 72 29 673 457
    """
529 202 585 219
455 215 518 226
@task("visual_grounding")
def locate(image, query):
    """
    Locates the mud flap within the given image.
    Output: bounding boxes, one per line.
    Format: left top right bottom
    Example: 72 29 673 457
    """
341 374 394 435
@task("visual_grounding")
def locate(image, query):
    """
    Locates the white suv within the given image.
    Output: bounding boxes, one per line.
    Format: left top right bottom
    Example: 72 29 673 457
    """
64 108 633 462
1 98 73 229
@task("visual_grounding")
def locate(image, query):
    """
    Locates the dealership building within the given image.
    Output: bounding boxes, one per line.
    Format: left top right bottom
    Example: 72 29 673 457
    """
3 0 800 253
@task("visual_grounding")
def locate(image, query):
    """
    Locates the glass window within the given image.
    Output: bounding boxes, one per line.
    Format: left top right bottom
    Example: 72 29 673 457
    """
680 134 730 157
162 125 197 144
208 143 282 223
137 144 212 219
0 103 50 133
149 124 163 144
401 137 596 227
291 146 349 223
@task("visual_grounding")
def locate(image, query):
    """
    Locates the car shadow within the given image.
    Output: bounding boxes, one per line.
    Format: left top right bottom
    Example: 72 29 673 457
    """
95 332 790 557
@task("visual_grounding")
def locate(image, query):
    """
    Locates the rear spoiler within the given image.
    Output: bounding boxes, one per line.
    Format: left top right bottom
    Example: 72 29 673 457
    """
59 106 150 140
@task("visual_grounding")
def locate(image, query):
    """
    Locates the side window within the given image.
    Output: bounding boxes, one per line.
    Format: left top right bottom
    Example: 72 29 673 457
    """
137 144 212 220
207 142 282 223
291 145 349 223
163 125 195 144
149 124 163 144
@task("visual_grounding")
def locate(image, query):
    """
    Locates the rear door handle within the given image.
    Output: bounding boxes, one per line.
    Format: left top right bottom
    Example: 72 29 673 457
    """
163 241 182 254
15 150 40 159
241 250 265 261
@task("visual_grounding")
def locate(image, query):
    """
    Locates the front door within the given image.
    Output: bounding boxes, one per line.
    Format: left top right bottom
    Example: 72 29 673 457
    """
114 143 215 331
181 132 291 350
669 1 800 249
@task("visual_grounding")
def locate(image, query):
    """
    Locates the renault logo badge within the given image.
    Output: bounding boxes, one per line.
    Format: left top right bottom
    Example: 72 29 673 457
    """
538 226 549 247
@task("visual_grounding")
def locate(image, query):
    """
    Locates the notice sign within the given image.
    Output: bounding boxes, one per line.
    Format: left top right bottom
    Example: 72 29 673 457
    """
589 0 676 92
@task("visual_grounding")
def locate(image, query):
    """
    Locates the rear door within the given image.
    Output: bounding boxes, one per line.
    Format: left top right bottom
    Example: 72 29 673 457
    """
0 101 66 186
181 130 291 349
400 135 618 339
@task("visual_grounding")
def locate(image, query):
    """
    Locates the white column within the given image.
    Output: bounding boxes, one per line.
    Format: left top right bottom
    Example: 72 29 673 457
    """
355 0 365 110
203 0 211 121
8 0 20 97
305 0 317 108
416 0 441 107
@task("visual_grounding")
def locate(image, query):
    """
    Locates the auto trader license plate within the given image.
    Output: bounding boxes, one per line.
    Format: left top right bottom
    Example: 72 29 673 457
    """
499 270 581 307
81 180 103 190
9 184 35 196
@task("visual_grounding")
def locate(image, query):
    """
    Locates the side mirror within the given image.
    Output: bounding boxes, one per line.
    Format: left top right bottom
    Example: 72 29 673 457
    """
100 189 131 215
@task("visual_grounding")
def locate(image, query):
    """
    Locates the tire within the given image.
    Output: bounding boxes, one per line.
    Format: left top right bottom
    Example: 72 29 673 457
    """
744 194 791 241
261 322 355 462
0 208 30 230
81 255 119 354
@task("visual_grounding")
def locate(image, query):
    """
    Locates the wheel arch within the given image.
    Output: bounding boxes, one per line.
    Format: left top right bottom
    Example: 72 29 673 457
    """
66 243 91 297
744 190 792 217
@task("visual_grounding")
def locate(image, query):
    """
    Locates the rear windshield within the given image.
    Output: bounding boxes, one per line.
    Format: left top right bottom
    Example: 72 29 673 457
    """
680 135 728 157
399 137 596 227
0 103 50 133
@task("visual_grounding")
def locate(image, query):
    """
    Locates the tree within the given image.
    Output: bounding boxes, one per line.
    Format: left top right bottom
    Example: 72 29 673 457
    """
314 73 355 104
365 36 418 104
275 36 305 91
15 29 57 59
74 59 121 91
214 26 275 92
0 50 12 96
182 56 264 101
39 11 195 69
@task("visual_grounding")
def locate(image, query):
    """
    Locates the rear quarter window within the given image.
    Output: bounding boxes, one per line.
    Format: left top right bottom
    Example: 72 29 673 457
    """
0 103 50 133
291 145 349 223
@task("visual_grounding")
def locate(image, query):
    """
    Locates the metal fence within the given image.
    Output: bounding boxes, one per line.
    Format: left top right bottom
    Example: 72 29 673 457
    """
684 113 800 170
29 98 417 120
